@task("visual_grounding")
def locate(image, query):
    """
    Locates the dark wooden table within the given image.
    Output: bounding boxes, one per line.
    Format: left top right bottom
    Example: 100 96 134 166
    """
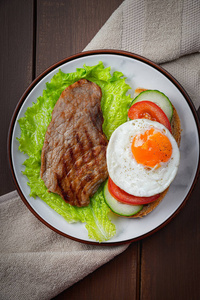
1 1 200 299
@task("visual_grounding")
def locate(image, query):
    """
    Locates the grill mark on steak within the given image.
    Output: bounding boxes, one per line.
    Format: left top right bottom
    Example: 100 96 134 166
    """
40 79 108 207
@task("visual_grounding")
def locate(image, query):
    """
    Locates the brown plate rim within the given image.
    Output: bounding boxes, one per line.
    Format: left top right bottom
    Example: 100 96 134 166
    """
7 49 200 246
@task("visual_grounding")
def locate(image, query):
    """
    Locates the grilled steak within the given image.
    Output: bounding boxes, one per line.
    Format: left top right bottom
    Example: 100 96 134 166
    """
40 79 108 207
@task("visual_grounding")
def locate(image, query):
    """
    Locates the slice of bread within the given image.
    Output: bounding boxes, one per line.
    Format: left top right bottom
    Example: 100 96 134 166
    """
130 88 181 218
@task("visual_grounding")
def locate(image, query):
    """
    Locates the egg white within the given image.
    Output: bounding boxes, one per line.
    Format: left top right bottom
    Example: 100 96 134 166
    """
106 119 180 197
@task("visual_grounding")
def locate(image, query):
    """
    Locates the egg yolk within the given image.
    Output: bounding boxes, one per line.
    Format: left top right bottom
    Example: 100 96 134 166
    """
131 128 172 168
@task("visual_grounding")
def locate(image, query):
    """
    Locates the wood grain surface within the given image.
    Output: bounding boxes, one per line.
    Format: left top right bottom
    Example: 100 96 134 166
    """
1 1 199 299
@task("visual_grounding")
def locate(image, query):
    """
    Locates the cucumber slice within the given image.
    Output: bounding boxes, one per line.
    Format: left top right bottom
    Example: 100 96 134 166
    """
103 180 143 217
131 90 173 121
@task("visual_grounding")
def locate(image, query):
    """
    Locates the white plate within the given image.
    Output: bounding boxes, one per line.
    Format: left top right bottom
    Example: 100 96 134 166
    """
8 50 200 245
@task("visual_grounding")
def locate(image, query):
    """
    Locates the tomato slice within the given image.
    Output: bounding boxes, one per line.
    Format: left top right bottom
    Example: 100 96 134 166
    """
128 101 172 132
108 177 160 205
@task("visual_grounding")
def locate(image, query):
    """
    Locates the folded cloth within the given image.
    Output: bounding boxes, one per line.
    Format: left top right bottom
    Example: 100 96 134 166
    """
0 191 128 300
1 0 200 299
85 0 200 110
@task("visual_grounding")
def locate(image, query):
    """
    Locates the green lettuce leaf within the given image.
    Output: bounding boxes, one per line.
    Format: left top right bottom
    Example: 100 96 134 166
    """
18 61 132 242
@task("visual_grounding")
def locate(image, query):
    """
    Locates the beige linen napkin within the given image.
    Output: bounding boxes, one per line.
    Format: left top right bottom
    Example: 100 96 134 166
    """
0 191 127 299
85 0 200 110
1 0 200 299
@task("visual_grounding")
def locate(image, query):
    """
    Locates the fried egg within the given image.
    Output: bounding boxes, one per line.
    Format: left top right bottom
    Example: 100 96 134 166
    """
106 119 180 197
